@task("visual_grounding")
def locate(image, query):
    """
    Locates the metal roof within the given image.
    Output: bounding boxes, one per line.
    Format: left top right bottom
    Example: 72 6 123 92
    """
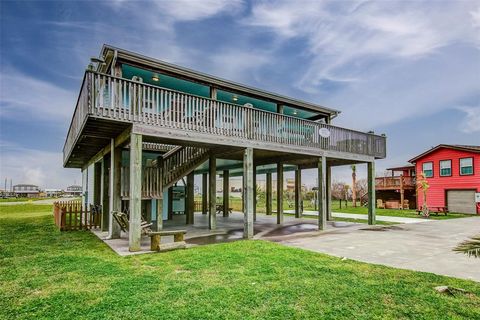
408 144 480 163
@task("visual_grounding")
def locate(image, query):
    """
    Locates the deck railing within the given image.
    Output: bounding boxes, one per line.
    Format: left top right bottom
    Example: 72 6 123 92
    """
375 176 415 190
64 71 386 164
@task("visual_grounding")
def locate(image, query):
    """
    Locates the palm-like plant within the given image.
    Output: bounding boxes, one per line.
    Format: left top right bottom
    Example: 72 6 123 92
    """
416 172 430 217
454 235 480 258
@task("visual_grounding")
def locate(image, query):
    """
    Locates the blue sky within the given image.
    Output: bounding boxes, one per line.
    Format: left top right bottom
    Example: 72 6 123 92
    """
1 0 479 189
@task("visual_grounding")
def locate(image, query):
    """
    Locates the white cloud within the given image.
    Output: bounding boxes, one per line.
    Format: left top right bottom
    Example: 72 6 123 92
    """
244 1 480 92
0 144 80 189
0 68 76 122
155 0 244 22
457 106 480 133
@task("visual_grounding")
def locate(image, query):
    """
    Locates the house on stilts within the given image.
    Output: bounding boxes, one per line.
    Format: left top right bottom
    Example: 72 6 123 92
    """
63 45 386 252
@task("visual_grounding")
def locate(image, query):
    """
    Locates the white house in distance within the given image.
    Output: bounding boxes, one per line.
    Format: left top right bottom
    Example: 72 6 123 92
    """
13 184 40 198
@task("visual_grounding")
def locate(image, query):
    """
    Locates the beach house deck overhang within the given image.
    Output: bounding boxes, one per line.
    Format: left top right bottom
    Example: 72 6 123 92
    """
63 46 385 252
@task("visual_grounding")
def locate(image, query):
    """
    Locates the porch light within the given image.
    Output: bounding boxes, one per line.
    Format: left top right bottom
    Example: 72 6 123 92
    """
232 95 238 102
152 73 160 82
293 109 298 115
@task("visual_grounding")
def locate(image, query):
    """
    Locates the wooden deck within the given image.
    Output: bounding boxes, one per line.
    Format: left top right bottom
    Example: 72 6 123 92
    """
375 176 415 190
64 71 386 168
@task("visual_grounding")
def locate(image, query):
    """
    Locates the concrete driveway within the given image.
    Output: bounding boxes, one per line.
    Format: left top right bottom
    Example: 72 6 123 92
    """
277 216 480 282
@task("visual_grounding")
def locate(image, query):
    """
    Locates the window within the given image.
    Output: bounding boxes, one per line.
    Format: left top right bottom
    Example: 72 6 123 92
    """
439 160 451 176
422 162 433 177
460 157 473 175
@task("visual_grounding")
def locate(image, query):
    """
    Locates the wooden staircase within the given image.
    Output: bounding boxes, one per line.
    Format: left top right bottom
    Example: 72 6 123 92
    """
121 146 209 199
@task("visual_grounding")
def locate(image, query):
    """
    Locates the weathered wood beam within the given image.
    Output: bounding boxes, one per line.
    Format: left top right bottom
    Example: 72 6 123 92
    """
253 166 257 222
243 148 254 239
326 164 332 221
208 155 216 230
108 138 121 239
223 170 229 217
266 172 272 215
294 167 302 218
318 156 327 230
368 161 376 225
202 173 208 215
186 172 194 224
101 155 110 231
155 198 163 231
277 162 284 224
167 187 173 220
129 133 142 252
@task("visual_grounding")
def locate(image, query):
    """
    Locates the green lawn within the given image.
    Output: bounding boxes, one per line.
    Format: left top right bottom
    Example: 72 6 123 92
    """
196 196 472 221
329 200 473 220
1 204 479 319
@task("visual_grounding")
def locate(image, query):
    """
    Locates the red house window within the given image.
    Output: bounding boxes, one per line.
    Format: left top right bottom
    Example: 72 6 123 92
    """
422 162 433 177
439 160 451 176
460 157 473 175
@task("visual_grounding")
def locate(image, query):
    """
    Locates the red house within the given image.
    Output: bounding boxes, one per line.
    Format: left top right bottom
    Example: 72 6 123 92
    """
408 144 480 214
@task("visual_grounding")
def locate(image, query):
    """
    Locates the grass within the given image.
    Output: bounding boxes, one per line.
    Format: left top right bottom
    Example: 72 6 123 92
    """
196 196 473 220
0 197 48 203
1 204 480 319
330 200 474 220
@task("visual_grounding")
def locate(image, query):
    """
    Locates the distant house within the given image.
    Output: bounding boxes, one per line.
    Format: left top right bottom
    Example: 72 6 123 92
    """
45 189 64 197
65 185 82 197
13 184 40 198
408 144 480 214
376 164 416 209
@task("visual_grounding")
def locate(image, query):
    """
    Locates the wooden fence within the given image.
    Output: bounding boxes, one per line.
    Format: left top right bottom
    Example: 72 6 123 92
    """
53 200 101 231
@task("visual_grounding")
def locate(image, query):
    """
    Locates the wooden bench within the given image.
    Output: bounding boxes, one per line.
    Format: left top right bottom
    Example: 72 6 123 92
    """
417 206 448 216
147 230 187 252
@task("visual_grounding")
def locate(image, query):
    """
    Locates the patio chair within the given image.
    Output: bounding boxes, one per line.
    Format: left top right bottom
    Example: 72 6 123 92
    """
377 199 385 209
112 211 153 235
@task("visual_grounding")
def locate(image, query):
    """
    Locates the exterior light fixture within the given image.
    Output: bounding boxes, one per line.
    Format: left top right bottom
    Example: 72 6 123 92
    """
152 73 160 82
293 109 298 115
232 95 238 102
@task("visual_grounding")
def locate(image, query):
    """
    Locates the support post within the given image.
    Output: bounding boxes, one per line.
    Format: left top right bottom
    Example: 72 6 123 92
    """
266 172 272 215
129 133 142 252
208 155 216 230
202 173 208 214
155 198 163 231
108 139 121 239
243 148 254 239
318 156 327 230
186 172 194 224
276 162 284 224
167 187 173 220
368 161 376 225
223 170 229 217
294 167 302 218
101 156 110 231
253 166 257 221
326 164 332 221
400 175 404 210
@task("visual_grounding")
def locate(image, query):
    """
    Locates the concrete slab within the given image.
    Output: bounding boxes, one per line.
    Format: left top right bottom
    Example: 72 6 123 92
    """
284 209 428 224
92 211 363 256
277 216 480 282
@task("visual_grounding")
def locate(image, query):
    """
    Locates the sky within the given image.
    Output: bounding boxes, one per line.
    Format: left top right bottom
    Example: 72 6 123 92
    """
0 0 479 190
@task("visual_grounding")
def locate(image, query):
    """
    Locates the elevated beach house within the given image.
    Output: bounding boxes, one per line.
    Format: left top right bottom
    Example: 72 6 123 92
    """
63 45 386 251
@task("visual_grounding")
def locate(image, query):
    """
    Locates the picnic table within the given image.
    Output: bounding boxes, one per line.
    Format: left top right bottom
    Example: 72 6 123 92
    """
417 206 448 216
